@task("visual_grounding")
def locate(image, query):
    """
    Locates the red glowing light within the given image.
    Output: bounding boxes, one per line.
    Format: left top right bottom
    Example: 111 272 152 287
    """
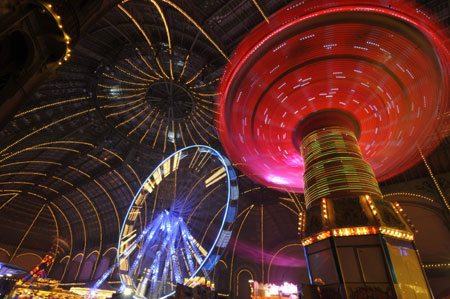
217 0 450 192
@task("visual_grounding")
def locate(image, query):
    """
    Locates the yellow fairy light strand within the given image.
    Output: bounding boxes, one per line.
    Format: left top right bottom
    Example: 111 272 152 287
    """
159 0 229 61
418 147 450 211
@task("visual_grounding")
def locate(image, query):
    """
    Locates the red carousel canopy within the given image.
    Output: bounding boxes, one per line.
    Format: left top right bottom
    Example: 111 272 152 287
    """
217 0 450 193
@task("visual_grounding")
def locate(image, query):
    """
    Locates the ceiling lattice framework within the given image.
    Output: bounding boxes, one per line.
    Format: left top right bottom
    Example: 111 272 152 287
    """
0 0 291 257
0 0 449 282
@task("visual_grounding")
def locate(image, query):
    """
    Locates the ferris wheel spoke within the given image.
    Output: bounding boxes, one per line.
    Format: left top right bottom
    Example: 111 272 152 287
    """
156 220 180 296
128 214 164 278
181 227 196 275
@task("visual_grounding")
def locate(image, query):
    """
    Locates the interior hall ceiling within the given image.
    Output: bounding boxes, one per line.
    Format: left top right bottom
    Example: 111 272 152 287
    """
0 0 450 259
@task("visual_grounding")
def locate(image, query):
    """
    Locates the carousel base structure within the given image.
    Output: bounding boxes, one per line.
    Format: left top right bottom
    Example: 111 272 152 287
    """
303 234 431 298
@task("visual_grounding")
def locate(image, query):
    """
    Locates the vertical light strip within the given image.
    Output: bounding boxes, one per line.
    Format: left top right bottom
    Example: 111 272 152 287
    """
150 0 174 80
50 203 73 282
261 204 264 283
229 205 254 292
418 147 450 211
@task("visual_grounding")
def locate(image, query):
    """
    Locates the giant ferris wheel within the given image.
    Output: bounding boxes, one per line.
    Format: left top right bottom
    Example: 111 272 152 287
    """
117 145 238 298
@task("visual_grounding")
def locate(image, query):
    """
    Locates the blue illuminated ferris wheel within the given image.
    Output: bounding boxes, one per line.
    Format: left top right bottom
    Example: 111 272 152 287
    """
117 145 238 298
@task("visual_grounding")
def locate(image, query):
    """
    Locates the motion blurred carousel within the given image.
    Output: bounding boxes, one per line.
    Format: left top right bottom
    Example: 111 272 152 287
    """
217 0 450 298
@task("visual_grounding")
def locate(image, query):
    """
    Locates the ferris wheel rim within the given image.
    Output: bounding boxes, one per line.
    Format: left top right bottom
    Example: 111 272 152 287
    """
117 144 237 297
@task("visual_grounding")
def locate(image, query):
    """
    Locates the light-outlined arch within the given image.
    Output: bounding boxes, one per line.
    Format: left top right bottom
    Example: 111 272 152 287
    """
94 247 117 280
79 251 99 281
65 253 83 282
11 252 43 271
236 268 254 298
0 248 10 263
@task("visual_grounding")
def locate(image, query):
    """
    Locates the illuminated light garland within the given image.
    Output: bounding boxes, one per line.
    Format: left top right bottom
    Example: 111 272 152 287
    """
136 49 163 79
14 97 88 118
117 4 168 79
188 118 210 145
115 106 150 128
178 54 190 81
9 204 46 262
383 192 434 203
229 205 254 291
152 115 166 148
105 101 145 118
393 201 418 233
150 0 174 80
365 195 379 217
192 113 217 139
98 83 147 91
52 176 73 186
191 91 220 97
59 194 86 280
251 0 270 23
68 166 90 178
418 147 450 211
236 269 254 297
185 66 207 85
261 204 264 283
98 92 147 100
102 73 148 86
47 206 59 274
267 244 302 283
27 192 47 201
74 188 103 280
171 120 177 152
163 126 169 152
0 193 19 210
423 263 450 268
0 160 61 169
301 225 414 246
94 179 121 237
279 202 298 216
125 58 159 80
184 121 197 144
379 227 414 240
178 122 187 147
127 108 156 136
41 2 72 65
159 0 229 61
49 204 75 282
189 77 220 90
114 65 154 83
140 111 160 143
113 169 135 197
103 148 124 162
0 108 95 155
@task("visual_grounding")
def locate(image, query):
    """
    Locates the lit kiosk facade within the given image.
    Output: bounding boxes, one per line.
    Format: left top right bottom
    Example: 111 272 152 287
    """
217 0 450 298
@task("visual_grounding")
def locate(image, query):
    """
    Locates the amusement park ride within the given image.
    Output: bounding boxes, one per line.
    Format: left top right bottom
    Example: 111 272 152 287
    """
116 145 238 298
216 0 450 298
4 0 450 298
